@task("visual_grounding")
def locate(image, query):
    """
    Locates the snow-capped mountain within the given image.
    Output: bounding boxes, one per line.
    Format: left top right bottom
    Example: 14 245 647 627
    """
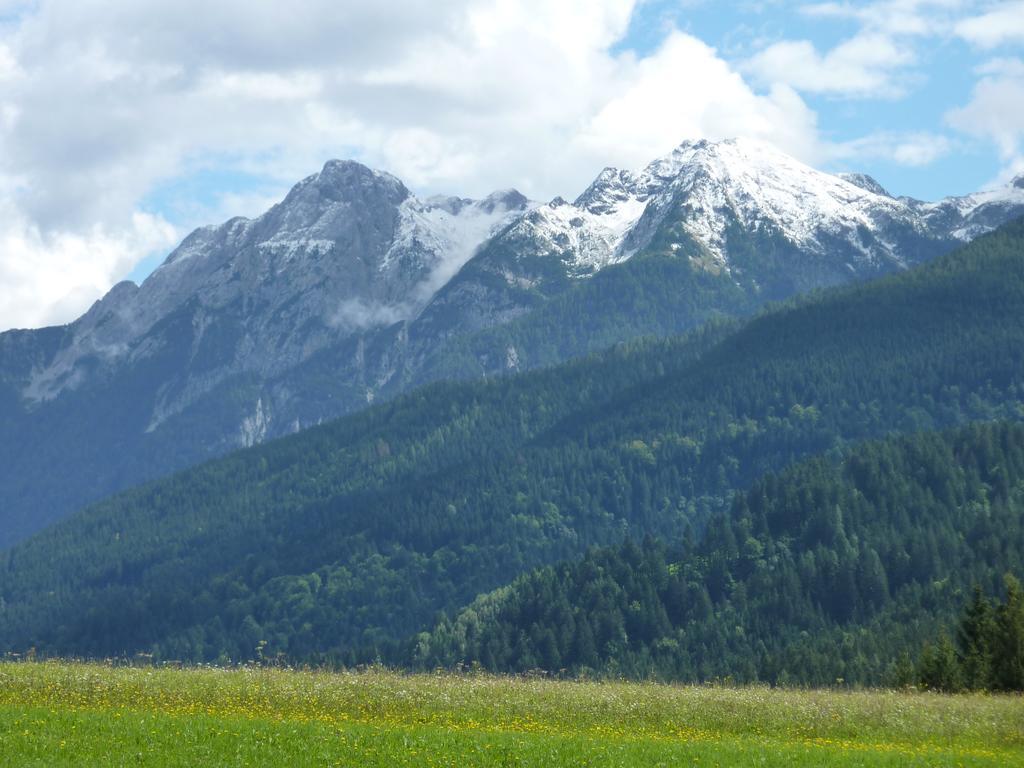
620 139 932 272
24 161 532 410
915 173 1024 242
418 138 1023 347
2 138 1023 547
437 139 938 299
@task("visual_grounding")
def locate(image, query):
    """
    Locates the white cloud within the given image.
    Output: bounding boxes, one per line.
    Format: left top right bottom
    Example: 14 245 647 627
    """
745 34 914 97
831 131 954 166
746 0 969 98
975 56 1024 78
956 1 1024 48
0 209 178 331
0 43 19 80
331 297 409 332
801 0 966 36
577 33 821 166
947 59 1024 164
0 0 831 331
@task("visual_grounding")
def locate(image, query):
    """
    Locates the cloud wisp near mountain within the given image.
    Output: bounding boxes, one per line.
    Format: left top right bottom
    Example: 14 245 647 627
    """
1 138 1023 547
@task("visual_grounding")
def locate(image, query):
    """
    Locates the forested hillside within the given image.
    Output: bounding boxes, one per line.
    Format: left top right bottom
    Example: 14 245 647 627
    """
414 422 1024 686
1 218 1023 664
413 248 755 384
9 138 998 550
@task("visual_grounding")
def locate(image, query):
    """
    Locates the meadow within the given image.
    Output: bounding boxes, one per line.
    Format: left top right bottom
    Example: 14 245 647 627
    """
0 662 1021 766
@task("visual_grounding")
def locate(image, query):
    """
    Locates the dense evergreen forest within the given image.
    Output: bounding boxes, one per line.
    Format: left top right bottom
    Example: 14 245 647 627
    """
1 218 1023 667
413 240 758 383
413 422 1024 687
0 240 756 551
917 574 1024 692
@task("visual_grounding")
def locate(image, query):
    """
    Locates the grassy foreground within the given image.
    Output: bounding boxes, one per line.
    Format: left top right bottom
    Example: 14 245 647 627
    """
0 662 1021 766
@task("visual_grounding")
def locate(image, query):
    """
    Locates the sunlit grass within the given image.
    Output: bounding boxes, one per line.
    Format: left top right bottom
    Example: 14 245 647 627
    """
0 661 1021 766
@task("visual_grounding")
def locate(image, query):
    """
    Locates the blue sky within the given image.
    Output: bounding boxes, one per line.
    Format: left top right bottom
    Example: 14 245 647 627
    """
0 0 1021 329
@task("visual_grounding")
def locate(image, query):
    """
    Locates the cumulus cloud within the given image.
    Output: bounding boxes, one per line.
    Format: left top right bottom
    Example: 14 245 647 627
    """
0 209 177 331
956 1 1024 48
745 34 914 98
745 0 967 98
831 131 954 167
947 57 1024 168
0 0 830 332
575 33 822 167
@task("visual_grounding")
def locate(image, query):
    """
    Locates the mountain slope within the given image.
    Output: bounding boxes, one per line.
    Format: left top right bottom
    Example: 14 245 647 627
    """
916 174 1024 242
3 140 1024 548
1 217 1023 662
415 421 1024 685
0 167 533 546
408 138 963 365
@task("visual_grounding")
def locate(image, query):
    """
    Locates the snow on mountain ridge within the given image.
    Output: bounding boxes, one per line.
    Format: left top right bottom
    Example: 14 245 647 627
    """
837 173 892 198
24 160 534 402
490 165 657 278
382 190 538 308
131 163 531 332
627 138 923 267
512 137 930 279
918 174 1024 242
22 142 1024 406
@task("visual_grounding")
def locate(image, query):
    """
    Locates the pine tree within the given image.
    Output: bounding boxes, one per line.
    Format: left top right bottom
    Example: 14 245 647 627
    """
917 632 962 692
889 651 916 689
957 585 997 690
994 574 1024 691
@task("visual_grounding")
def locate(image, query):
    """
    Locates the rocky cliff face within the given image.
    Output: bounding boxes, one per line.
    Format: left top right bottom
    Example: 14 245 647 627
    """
2 139 1023 546
19 162 531 423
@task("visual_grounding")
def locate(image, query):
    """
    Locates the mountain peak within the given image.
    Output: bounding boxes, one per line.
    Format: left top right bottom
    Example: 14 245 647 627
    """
80 280 139 324
249 159 411 245
837 172 892 198
574 167 639 213
639 137 792 186
291 159 409 206
668 136 776 156
478 188 529 213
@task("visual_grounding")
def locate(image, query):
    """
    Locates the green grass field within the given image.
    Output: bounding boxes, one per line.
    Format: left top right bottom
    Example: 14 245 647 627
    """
0 662 1021 766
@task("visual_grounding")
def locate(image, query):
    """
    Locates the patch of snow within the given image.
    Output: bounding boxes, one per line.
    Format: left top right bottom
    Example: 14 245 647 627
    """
500 189 649 277
384 192 539 305
921 177 1024 241
258 238 336 269
239 397 270 448
625 138 926 266
505 345 520 371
